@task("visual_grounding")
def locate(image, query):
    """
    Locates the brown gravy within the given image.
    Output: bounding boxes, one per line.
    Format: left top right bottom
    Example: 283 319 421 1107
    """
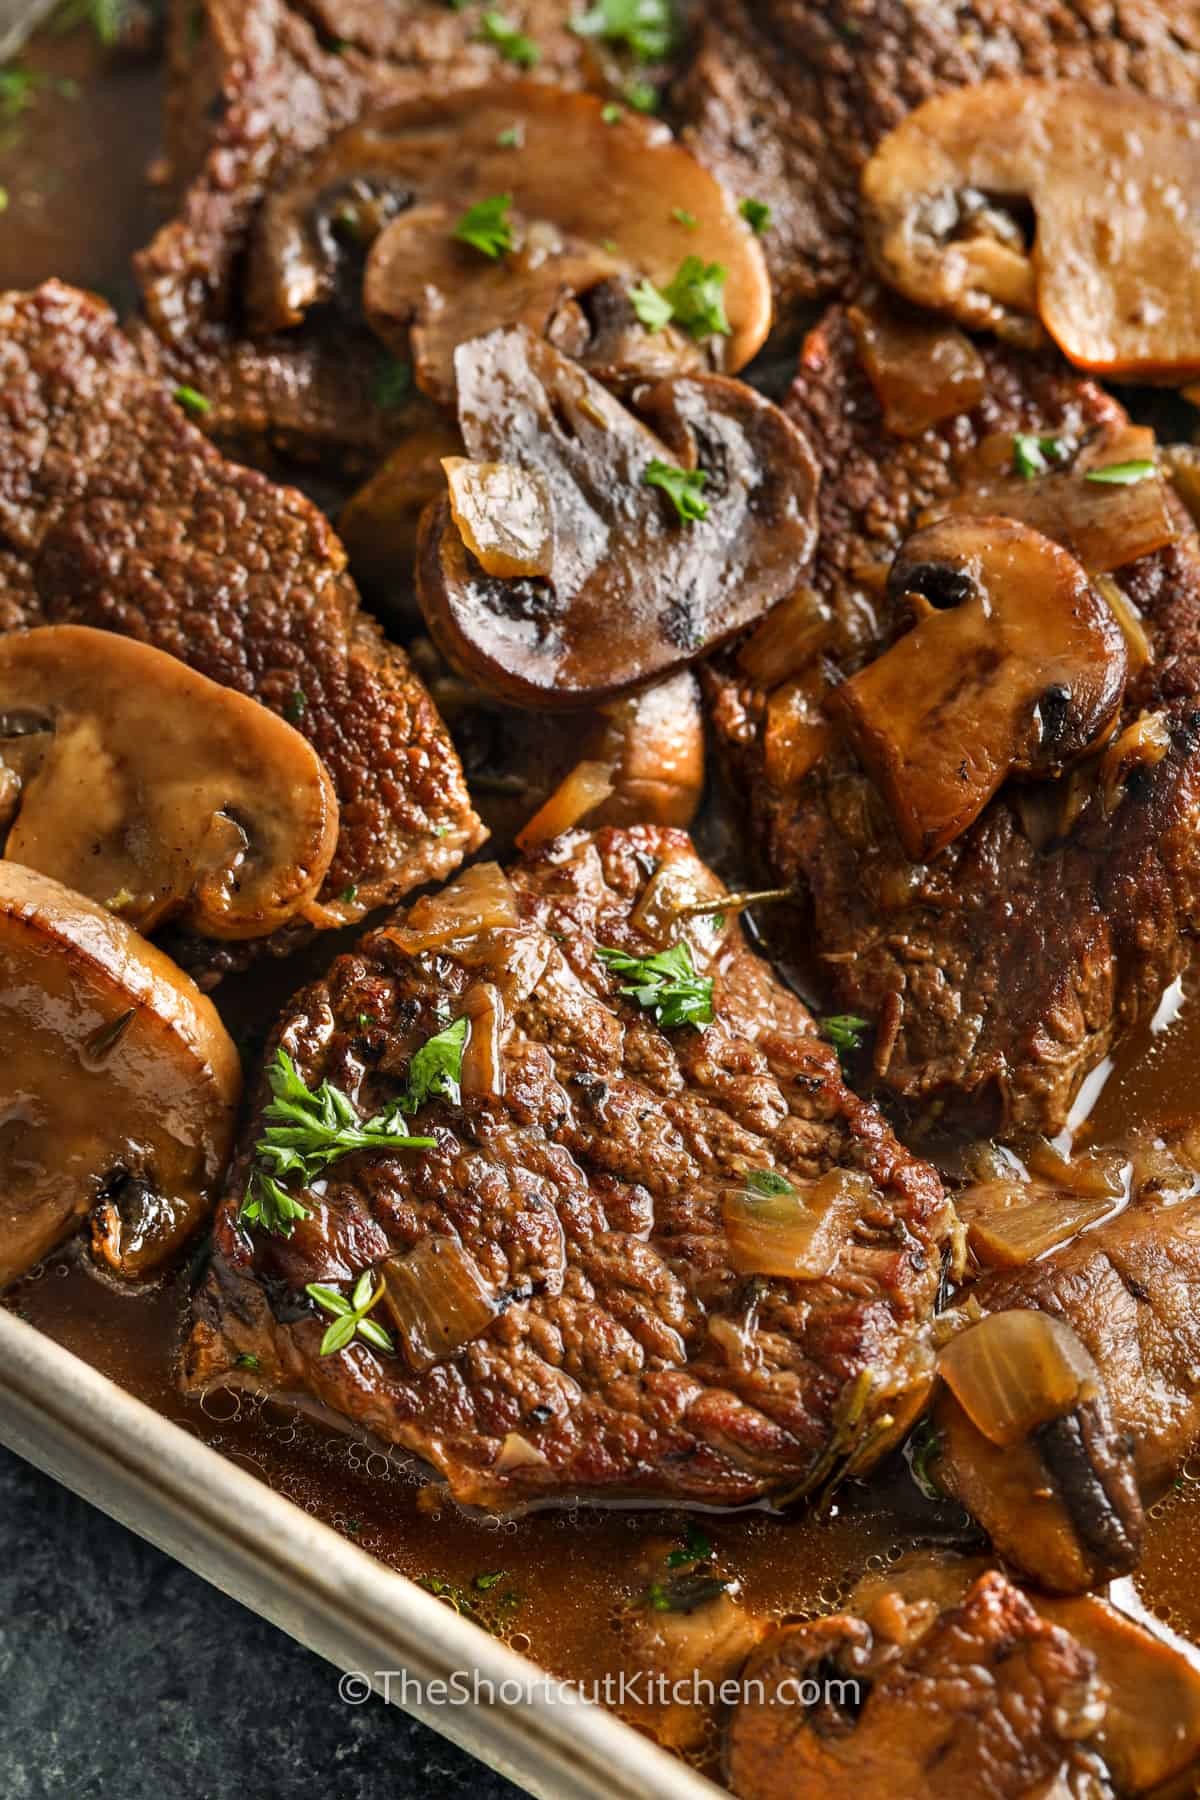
4 24 1200 1781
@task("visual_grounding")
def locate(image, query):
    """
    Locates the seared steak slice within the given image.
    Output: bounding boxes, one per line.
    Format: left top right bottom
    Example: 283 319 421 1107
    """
706 307 1200 1133
0 281 482 932
184 826 953 1511
673 0 1200 330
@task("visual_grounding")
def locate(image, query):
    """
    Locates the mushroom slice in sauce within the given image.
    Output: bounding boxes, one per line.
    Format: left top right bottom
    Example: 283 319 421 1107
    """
417 326 819 708
246 83 771 390
0 626 339 939
0 861 241 1287
829 516 1129 861
862 79 1200 380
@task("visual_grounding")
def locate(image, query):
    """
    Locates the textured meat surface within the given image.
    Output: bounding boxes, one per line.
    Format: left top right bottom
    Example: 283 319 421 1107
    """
0 281 482 917
674 0 1200 328
185 827 952 1511
136 0 596 466
706 307 1200 1132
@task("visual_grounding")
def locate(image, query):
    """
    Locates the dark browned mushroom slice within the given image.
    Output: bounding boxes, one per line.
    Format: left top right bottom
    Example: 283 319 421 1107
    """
245 83 771 391
829 516 1129 861
0 627 339 939
0 862 241 1287
417 326 819 708
862 79 1200 381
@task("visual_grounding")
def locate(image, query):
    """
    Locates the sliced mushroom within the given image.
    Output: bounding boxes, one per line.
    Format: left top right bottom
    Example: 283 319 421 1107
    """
829 516 1128 860
246 83 770 389
862 79 1200 380
417 326 819 708
0 626 339 939
0 861 241 1286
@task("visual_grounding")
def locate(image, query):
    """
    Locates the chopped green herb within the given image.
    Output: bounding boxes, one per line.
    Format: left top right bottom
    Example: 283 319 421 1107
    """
629 278 673 333
239 1048 435 1237
1012 432 1066 480
1085 459 1157 486
284 690 307 722
666 1521 714 1568
662 256 730 340
397 1015 469 1112
473 1569 509 1591
340 884 359 905
644 1572 729 1613
357 1013 373 1031
623 79 658 112
234 1353 260 1371
739 197 772 235
432 823 451 838
821 1013 868 1055
571 0 676 61
601 102 623 125
595 940 713 1029
496 123 524 147
54 0 131 43
374 356 413 410
741 1169 795 1198
478 10 541 65
174 384 211 418
0 68 42 123
345 1517 362 1533
671 206 697 229
643 458 709 523
454 192 514 259
906 1419 943 1501
306 1269 394 1357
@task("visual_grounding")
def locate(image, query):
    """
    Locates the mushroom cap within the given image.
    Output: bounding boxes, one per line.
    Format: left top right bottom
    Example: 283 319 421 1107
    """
862 79 1200 380
246 82 771 377
417 326 819 709
0 626 340 940
0 860 241 1287
829 515 1129 861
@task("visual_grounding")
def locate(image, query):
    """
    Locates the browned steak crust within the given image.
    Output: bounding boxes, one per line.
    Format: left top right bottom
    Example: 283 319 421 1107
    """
673 0 1200 328
706 307 1200 1133
135 0 598 467
0 280 483 917
184 827 952 1512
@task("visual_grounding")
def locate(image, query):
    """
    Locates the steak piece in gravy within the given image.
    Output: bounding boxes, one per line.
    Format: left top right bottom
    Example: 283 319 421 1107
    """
185 826 954 1512
706 305 1200 1134
673 0 1200 330
0 281 482 943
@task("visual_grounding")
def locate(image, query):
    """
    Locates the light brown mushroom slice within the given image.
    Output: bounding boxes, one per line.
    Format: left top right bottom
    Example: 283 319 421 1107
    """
0 626 339 939
246 83 771 374
862 79 1200 380
417 326 819 709
829 516 1129 861
0 861 241 1286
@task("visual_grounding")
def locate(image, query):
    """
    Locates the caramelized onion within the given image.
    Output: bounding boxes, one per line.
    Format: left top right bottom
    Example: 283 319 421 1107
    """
938 1310 1099 1447
722 1169 871 1280
849 302 987 438
459 980 506 1101
630 853 725 949
1100 711 1171 815
495 1430 551 1472
385 861 519 954
763 672 833 792
955 1181 1114 1269
443 456 553 579
737 587 831 688
515 760 614 852
382 1235 498 1373
1094 575 1152 676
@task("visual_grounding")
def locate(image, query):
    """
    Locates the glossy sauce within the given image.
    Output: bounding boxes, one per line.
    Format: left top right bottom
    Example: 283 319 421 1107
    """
4 26 1200 1780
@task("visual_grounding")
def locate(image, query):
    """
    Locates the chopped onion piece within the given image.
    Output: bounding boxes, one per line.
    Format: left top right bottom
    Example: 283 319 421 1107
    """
938 1309 1099 1447
723 1168 872 1279
1094 575 1152 676
385 861 519 954
381 1235 498 1372
849 303 987 438
737 586 832 687
1100 711 1171 815
1022 1135 1125 1199
763 673 833 793
630 852 725 949
956 1180 1114 1269
515 760 614 852
443 456 554 579
495 1430 550 1472
459 980 506 1101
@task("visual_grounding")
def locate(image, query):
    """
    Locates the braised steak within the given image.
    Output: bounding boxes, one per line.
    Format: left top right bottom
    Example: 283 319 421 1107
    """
0 281 482 930
185 826 953 1511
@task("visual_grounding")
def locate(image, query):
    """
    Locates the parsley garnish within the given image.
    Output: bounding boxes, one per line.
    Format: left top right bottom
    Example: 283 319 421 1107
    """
666 1521 714 1567
54 0 128 44
478 11 541 65
644 458 709 523
473 1569 508 1591
401 1016 469 1111
821 1014 868 1054
306 1269 393 1357
1085 459 1157 486
454 192 514 259
739 197 772 235
571 0 676 61
496 123 524 147
595 941 713 1028
374 356 413 410
340 884 359 905
601 101 623 124
239 1049 435 1238
623 79 658 112
663 256 731 339
644 1573 729 1613
741 1170 794 1197
234 1352 260 1371
671 206 697 229
284 690 307 722
629 278 674 333
1012 432 1066 480
174 384 211 418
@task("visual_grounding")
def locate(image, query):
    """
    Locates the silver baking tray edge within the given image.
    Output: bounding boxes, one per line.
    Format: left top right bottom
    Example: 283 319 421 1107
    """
0 1307 725 1800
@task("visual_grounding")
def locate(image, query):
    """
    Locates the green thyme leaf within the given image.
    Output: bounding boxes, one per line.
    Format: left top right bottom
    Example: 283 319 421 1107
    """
738 197 772 235
821 1014 868 1055
595 940 713 1029
174 384 211 418
319 1312 360 1357
1012 432 1066 480
671 206 698 229
662 255 731 340
570 0 676 61
643 458 709 523
308 1274 393 1357
356 1316 394 1353
473 1569 509 1590
478 11 541 65
307 1284 353 1319
1084 459 1157 486
454 192 514 259
629 278 673 333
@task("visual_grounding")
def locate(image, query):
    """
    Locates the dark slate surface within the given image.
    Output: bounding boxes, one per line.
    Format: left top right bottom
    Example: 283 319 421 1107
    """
0 1446 524 1800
